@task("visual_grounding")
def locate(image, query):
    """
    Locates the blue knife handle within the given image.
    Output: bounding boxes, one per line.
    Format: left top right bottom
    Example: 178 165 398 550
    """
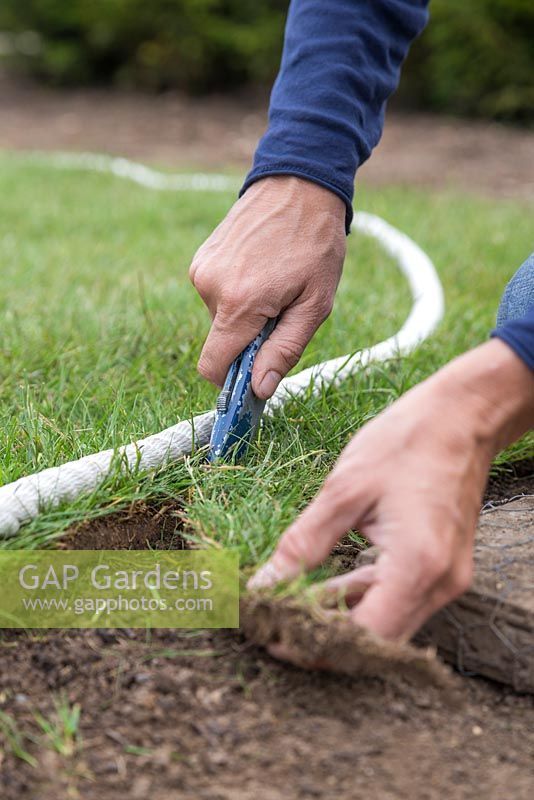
208 318 277 461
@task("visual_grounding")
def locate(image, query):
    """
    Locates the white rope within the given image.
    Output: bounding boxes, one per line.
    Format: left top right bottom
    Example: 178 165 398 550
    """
269 212 444 409
0 154 444 537
28 151 242 192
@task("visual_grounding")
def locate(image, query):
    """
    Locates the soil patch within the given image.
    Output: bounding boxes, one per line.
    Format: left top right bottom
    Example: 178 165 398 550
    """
0 626 532 800
60 500 187 550
484 459 534 505
241 597 455 691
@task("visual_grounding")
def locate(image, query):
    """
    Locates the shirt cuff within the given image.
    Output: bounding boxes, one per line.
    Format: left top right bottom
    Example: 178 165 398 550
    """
491 326 534 372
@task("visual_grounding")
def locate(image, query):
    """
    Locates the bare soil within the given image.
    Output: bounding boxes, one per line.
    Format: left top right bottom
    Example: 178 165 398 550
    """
2 624 533 800
1 74 534 202
484 459 534 505
59 500 186 551
0 467 533 798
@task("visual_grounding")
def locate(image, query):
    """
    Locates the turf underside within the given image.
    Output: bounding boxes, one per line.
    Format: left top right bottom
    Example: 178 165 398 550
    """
0 154 532 554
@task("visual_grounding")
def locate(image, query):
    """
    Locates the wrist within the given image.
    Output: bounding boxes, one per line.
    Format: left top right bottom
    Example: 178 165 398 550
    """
245 176 346 224
435 339 534 457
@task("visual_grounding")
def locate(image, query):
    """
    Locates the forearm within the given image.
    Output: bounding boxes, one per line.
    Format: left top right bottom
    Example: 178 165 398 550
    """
433 338 534 458
242 0 430 230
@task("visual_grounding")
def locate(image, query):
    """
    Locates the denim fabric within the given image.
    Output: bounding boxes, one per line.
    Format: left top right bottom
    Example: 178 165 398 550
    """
496 252 534 325
492 252 534 371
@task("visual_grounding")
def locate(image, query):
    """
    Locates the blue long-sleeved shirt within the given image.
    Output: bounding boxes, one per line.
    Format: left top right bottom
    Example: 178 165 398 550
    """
241 0 534 373
242 0 430 231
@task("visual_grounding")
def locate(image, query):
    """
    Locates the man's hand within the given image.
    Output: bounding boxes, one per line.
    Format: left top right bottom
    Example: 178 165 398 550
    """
189 176 346 399
248 339 534 652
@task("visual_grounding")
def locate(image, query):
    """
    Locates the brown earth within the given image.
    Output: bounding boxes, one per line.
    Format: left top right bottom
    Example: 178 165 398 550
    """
59 500 186 551
0 466 533 799
1 73 534 202
2 624 533 800
484 459 534 505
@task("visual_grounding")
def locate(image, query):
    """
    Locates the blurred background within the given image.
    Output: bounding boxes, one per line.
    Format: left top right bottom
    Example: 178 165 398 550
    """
0 0 533 197
0 0 533 119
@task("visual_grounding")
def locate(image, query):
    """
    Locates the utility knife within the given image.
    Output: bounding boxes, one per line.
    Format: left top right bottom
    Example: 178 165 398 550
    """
208 318 277 461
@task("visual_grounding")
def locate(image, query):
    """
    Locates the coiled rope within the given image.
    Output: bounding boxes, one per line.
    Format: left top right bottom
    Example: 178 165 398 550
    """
0 154 444 537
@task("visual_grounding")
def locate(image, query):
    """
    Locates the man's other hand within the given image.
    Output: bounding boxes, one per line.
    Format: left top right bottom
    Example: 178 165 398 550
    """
248 339 534 658
189 176 346 399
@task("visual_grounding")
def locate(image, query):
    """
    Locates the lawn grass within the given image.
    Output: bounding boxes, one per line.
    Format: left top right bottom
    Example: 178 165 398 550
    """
0 153 532 558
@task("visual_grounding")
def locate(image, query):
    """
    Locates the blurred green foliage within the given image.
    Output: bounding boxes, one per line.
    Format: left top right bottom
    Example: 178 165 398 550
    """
402 0 534 121
0 0 533 120
0 0 288 92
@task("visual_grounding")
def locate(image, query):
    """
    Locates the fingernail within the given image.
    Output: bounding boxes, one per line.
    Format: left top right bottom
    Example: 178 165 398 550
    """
258 370 282 399
247 561 282 590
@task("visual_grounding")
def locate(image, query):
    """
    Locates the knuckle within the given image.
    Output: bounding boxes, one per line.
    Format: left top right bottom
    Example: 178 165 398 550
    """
188 254 200 283
417 546 451 586
217 306 264 337
276 527 309 564
220 289 245 311
275 338 305 370
190 266 212 298
219 277 265 314
219 283 255 313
